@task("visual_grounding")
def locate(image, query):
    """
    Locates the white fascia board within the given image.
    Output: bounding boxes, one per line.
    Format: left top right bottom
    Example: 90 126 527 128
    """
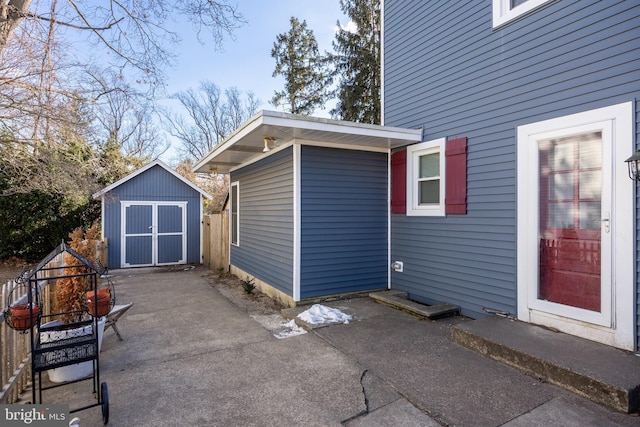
193 110 422 174
261 110 422 142
193 111 265 173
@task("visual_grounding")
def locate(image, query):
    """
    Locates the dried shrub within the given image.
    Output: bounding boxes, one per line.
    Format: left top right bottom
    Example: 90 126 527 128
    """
56 222 99 323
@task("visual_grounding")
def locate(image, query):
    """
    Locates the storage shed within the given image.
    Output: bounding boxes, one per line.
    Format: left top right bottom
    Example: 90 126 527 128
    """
193 110 421 306
93 160 212 269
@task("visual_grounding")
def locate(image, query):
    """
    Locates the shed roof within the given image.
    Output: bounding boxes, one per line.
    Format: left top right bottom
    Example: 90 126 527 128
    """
92 160 212 200
193 110 423 174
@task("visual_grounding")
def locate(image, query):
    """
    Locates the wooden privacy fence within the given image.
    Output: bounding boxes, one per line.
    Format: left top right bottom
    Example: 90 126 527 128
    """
203 212 229 272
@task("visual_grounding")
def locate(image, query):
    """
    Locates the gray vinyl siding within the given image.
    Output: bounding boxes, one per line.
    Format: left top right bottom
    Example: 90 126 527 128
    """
230 147 294 296
300 146 388 299
103 164 203 268
384 0 640 320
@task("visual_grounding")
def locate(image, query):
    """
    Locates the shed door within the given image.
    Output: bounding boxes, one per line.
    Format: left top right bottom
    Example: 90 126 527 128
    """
122 202 187 268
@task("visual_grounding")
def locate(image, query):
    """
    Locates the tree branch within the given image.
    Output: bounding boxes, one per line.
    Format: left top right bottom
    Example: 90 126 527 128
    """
17 7 124 31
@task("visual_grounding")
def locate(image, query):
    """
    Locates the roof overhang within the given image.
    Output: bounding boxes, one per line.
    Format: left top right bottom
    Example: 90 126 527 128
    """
193 110 423 174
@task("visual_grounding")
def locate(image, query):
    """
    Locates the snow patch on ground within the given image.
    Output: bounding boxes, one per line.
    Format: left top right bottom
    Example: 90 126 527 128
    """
273 319 308 339
297 304 352 325
251 304 352 340
251 314 308 339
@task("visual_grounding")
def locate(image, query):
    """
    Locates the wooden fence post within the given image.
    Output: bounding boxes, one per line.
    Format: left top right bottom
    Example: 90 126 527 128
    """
203 215 211 269
204 212 229 272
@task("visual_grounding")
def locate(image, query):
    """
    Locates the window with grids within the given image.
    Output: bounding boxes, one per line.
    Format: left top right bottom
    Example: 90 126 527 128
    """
406 138 446 216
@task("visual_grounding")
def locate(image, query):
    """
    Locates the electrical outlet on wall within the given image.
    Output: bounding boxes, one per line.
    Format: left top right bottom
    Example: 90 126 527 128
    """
393 261 403 273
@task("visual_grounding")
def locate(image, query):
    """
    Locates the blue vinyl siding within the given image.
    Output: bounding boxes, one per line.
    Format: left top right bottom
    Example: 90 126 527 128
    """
230 148 294 296
384 0 640 320
300 146 388 298
103 164 202 268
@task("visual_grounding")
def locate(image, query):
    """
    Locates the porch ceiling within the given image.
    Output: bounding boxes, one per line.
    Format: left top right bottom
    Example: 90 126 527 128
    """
193 110 423 174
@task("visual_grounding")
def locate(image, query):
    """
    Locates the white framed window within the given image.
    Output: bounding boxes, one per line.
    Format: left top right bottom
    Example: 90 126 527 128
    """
230 181 239 246
406 138 446 217
493 0 552 28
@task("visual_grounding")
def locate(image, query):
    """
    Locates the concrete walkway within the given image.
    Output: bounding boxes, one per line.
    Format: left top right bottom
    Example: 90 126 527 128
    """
37 267 639 426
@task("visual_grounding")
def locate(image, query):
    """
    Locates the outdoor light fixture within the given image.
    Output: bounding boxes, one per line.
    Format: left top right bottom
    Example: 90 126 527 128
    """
263 136 276 153
625 150 640 181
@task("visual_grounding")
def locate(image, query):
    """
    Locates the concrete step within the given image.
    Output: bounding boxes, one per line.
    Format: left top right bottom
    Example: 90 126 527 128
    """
451 315 640 414
369 290 459 320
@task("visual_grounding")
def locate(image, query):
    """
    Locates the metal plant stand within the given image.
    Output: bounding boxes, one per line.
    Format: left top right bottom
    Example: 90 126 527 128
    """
21 243 110 424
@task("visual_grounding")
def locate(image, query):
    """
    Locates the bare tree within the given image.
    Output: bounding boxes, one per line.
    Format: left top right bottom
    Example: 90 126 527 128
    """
0 0 244 196
0 1 244 70
0 0 33 51
122 109 168 160
0 3 75 143
0 10 100 199
226 87 260 130
0 0 245 130
175 159 229 213
89 70 168 160
163 81 260 161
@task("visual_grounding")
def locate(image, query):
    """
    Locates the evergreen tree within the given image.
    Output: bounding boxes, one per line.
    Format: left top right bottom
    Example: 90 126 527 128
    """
271 17 330 115
98 136 145 186
331 0 381 124
0 130 102 261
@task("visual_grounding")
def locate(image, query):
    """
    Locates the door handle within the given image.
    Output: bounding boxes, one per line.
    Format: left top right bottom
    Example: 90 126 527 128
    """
601 212 610 233
593 214 610 232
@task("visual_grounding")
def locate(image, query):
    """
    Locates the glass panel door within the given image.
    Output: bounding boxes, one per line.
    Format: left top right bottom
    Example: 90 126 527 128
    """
538 132 602 312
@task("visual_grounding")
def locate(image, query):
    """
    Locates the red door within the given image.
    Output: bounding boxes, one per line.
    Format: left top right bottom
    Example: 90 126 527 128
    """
538 132 602 312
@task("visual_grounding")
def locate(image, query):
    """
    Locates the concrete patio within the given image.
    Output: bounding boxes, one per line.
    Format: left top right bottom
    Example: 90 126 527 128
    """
24 266 640 426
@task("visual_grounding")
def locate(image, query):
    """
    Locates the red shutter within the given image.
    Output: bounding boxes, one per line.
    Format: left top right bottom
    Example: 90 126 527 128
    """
391 150 406 214
445 137 467 215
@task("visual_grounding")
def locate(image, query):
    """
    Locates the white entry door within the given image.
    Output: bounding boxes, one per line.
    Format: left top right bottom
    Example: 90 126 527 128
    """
517 103 634 350
121 202 187 267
